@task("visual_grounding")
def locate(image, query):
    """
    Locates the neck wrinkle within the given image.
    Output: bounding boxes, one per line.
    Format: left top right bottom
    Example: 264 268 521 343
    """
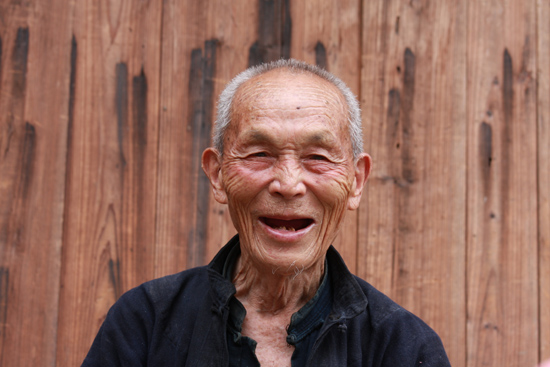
232 253 325 315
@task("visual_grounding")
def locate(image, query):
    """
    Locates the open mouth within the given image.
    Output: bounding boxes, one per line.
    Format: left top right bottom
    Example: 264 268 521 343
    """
260 217 314 232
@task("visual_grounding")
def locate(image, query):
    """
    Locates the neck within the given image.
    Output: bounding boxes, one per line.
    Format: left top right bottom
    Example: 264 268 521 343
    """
232 253 325 315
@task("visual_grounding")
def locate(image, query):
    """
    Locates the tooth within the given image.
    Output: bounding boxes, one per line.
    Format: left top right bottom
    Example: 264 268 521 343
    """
274 226 296 232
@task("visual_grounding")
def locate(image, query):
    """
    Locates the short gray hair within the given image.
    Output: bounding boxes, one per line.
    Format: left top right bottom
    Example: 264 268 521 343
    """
213 59 363 159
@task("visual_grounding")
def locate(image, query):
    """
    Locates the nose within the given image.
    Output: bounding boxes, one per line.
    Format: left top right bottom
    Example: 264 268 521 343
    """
268 157 306 199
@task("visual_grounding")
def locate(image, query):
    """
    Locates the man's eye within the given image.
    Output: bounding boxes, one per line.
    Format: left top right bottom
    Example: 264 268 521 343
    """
251 152 268 158
309 154 327 161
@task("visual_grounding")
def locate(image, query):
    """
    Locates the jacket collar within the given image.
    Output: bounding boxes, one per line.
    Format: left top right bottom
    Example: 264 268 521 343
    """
206 235 239 313
206 234 368 319
325 246 369 320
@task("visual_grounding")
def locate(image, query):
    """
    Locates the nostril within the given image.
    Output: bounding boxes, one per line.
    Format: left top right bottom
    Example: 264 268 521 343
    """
269 160 306 196
268 175 306 198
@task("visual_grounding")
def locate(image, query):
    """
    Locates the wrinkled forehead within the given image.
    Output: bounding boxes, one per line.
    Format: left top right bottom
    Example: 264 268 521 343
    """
231 69 349 126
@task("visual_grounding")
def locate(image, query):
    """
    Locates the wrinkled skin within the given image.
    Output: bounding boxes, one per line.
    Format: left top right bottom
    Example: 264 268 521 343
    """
202 69 371 366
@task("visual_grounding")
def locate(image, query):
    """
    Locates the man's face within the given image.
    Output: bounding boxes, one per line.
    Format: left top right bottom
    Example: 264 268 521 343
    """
204 69 369 275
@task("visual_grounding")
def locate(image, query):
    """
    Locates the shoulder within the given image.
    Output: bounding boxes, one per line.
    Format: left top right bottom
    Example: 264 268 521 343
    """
352 275 440 340
100 266 212 334
352 276 421 330
82 266 213 366
113 266 210 314
140 266 210 304
351 276 450 366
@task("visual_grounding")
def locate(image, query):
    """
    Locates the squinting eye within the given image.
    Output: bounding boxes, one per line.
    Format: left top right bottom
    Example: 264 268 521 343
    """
252 152 268 158
310 155 327 161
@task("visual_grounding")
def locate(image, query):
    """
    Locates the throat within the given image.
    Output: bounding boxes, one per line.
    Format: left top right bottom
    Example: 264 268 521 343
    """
240 311 294 367
232 257 324 315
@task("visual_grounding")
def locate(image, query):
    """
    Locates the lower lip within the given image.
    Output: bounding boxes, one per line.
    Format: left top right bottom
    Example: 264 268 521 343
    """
258 219 315 242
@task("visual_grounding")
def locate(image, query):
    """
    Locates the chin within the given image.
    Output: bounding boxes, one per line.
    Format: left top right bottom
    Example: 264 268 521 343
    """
251 238 325 276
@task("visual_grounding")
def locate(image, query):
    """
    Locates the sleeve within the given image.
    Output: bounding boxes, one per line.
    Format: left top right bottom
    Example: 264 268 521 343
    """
81 286 155 367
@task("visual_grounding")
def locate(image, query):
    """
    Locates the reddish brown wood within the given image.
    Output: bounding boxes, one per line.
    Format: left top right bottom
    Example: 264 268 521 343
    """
358 1 467 365
466 0 538 366
0 1 75 366
537 0 550 362
156 1 223 276
247 0 291 66
55 1 162 365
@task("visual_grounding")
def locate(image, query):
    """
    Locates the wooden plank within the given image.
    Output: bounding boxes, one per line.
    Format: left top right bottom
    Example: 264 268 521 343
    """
156 0 224 275
537 0 550 362
0 0 74 365
247 0 291 66
358 1 467 365
466 0 538 366
55 1 162 365
289 0 362 272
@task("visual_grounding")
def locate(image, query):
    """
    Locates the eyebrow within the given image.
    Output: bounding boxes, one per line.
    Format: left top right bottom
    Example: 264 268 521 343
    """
307 132 337 146
247 130 270 142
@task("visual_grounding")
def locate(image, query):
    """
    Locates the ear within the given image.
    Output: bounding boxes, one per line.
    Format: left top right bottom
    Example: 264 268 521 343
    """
347 153 372 210
202 147 228 204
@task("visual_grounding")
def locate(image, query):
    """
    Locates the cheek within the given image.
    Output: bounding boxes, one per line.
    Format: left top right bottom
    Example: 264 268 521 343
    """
221 166 255 233
311 170 354 209
221 163 268 204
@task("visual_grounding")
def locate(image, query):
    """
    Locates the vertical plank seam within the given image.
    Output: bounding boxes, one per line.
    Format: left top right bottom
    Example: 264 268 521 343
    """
535 0 542 362
464 0 470 365
356 0 364 274
58 30 77 366
154 0 167 274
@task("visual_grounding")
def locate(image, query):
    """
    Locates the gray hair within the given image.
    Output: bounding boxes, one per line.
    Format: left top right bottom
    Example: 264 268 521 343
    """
212 59 363 159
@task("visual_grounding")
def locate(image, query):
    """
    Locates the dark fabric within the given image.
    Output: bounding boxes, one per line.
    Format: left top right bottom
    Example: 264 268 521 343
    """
82 235 451 367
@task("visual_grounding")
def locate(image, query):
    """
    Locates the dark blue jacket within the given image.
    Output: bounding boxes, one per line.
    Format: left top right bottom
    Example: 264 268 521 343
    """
82 236 451 366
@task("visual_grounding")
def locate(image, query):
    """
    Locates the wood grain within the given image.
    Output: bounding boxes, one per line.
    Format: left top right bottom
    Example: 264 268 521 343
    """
537 0 550 362
359 1 467 365
248 0 291 66
0 0 75 365
466 0 538 366
55 1 162 365
156 0 225 276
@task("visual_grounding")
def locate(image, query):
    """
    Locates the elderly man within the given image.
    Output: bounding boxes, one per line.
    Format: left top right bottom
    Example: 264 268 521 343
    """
83 60 450 366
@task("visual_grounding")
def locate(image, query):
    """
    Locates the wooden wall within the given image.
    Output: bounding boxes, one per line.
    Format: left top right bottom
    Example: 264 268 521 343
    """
0 0 547 366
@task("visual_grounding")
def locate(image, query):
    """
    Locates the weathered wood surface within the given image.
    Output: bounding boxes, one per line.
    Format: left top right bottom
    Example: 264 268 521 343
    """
155 0 221 279
358 1 467 365
537 0 550 362
466 0 538 366
55 1 163 365
0 0 547 366
0 1 74 366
